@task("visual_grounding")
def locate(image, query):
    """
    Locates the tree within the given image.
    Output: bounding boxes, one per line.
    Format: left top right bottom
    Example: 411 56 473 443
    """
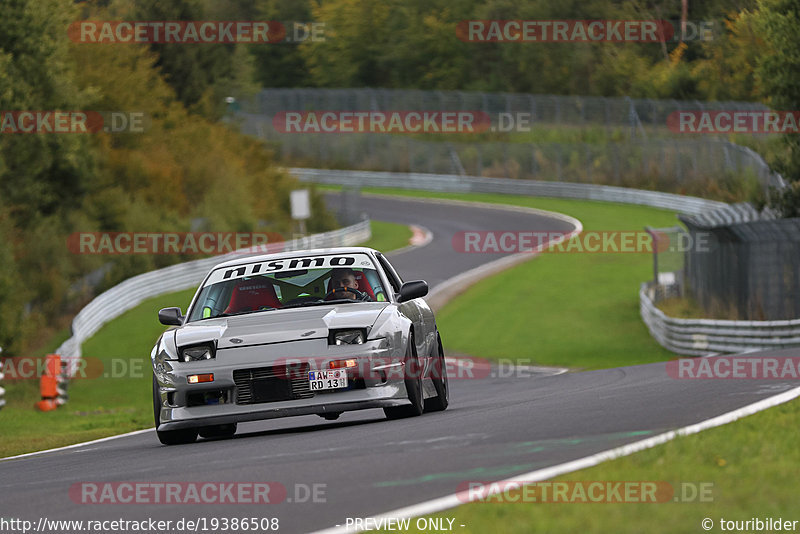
744 0 800 215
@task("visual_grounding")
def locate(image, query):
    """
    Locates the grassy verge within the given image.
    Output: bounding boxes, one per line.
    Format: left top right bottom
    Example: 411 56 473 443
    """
359 220 413 252
0 220 413 458
402 396 800 533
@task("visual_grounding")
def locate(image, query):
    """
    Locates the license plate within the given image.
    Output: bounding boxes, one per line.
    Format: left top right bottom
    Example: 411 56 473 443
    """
308 370 348 391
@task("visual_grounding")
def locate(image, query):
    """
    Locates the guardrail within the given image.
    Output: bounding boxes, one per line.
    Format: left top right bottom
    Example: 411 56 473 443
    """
291 167 727 216
640 281 800 356
55 221 371 373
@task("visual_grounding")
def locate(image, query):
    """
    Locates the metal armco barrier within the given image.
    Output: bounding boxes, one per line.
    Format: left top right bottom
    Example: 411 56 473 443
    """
640 282 800 356
290 167 727 216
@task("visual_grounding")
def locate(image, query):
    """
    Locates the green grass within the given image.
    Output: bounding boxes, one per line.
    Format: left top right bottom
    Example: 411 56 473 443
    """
400 396 800 534
360 220 413 252
331 186 679 369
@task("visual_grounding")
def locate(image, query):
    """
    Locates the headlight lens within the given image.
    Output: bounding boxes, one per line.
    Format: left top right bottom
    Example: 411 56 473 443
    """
180 344 215 362
332 329 365 345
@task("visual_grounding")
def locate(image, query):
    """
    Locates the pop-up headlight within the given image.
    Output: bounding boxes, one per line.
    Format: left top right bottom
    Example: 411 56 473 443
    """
180 344 215 362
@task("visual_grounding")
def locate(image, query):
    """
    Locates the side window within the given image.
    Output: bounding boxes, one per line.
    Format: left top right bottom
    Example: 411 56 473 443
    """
375 253 402 294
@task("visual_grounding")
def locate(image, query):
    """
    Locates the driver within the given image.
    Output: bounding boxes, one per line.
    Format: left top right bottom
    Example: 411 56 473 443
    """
327 268 364 300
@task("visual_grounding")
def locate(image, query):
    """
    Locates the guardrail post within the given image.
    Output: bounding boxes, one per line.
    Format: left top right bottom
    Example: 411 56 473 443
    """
57 357 69 406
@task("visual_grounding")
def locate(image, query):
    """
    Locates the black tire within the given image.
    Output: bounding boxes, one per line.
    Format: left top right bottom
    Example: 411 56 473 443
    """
198 423 237 439
153 375 198 446
424 332 449 413
384 333 424 420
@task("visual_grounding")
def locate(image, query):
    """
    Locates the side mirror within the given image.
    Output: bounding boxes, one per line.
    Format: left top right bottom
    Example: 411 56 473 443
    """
397 280 428 303
158 307 184 326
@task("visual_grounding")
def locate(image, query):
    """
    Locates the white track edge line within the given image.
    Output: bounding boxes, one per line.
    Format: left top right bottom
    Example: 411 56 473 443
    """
311 385 800 534
0 428 154 462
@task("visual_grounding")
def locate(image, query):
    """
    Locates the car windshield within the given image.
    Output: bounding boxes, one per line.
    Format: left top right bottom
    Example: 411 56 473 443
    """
186 252 387 322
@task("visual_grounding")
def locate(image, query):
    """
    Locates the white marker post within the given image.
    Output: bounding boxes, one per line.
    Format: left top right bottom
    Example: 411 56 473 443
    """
290 189 311 238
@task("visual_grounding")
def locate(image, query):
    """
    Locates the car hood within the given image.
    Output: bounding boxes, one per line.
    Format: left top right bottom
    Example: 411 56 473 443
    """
174 302 389 349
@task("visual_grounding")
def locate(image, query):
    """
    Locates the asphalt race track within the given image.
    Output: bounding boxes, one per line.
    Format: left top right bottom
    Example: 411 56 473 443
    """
1 194 797 534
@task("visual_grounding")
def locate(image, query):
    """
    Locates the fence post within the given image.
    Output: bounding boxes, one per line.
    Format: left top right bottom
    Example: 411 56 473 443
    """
645 226 659 287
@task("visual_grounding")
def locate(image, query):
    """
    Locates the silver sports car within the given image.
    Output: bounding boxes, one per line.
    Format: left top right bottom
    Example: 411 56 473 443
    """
151 247 449 445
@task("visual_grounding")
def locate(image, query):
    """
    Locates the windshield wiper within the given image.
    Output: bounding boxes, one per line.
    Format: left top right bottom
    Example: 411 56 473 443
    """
213 308 277 318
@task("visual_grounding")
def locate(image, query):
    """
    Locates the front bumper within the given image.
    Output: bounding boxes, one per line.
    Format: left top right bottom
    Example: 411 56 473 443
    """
154 338 410 431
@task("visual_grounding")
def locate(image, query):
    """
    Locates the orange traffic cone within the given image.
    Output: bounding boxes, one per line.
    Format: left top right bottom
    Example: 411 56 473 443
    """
36 354 60 411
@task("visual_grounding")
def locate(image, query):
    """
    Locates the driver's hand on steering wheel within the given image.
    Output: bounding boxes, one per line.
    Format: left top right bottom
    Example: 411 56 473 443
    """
325 286 366 301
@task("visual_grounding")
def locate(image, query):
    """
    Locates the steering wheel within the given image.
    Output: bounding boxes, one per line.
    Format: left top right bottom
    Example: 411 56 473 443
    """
324 287 368 301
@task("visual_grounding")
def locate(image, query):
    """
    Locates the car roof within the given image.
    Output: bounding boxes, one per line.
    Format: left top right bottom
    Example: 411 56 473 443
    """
210 246 381 270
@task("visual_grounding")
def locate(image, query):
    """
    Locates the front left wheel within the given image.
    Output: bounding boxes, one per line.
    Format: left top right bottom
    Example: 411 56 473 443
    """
153 375 198 445
384 333 424 420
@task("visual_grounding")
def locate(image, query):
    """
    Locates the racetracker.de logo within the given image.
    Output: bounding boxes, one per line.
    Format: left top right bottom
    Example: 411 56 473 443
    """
667 356 800 380
0 355 142 380
69 482 288 504
457 20 675 42
273 111 492 134
68 232 285 255
453 230 710 254
274 355 493 381
0 111 146 134
667 111 800 134
68 21 287 43
457 481 713 503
